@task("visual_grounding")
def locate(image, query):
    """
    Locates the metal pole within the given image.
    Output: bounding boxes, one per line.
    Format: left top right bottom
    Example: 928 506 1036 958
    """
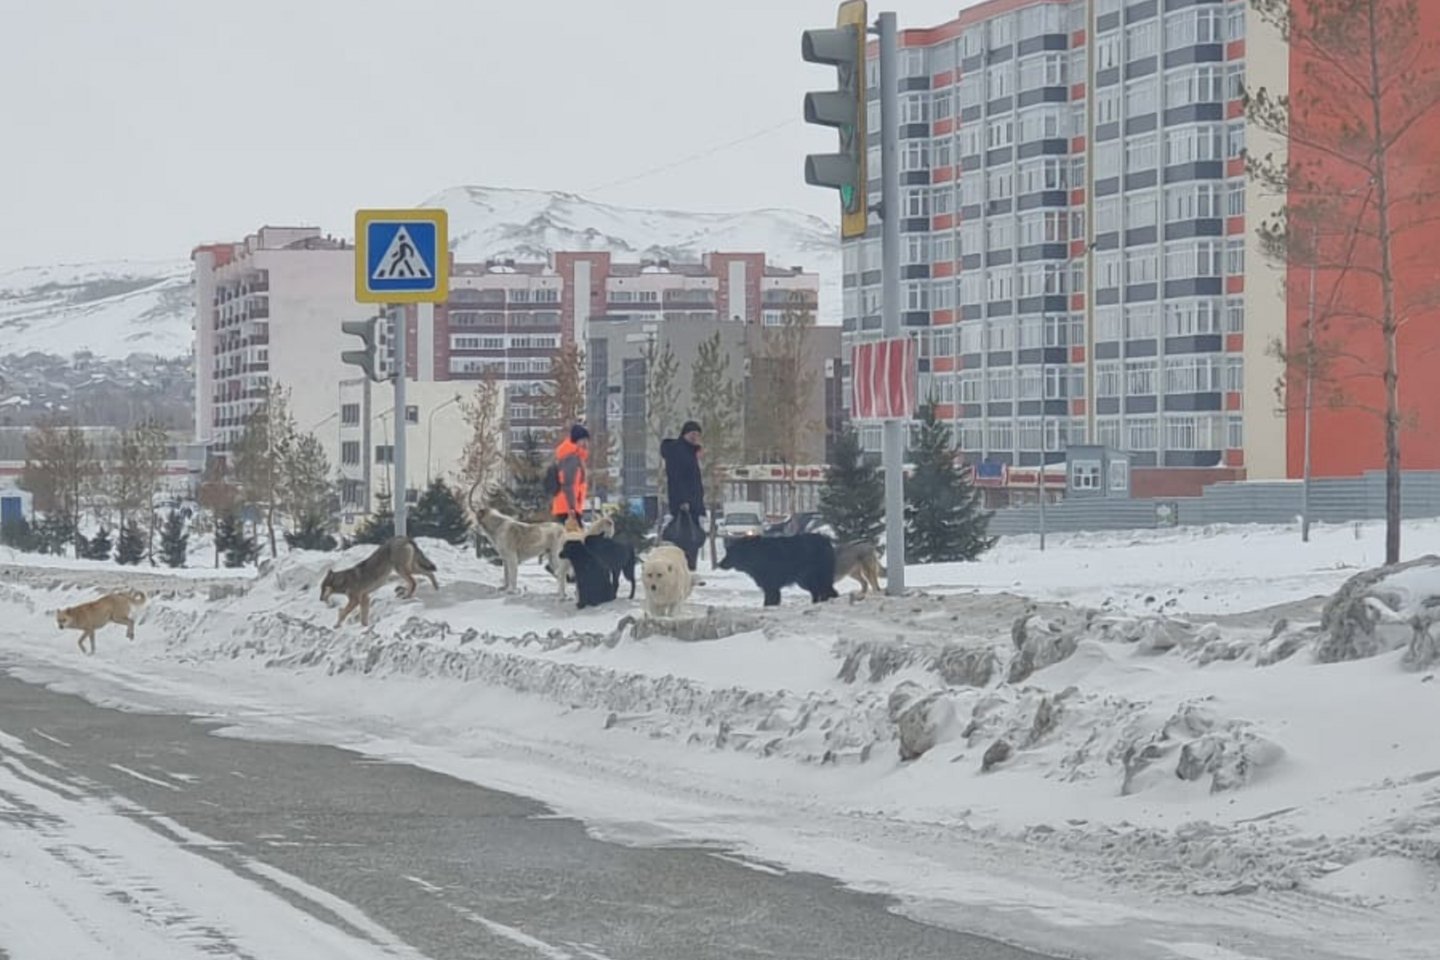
1302 227 1318 544
1038 349 1047 551
392 303 408 537
878 11 905 596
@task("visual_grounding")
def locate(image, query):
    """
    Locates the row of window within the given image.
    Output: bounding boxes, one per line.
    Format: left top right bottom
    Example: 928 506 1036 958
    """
448 357 553 375
450 334 561 351
948 413 1243 454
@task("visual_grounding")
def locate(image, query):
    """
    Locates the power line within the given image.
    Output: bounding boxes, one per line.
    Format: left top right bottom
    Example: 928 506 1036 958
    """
583 118 801 195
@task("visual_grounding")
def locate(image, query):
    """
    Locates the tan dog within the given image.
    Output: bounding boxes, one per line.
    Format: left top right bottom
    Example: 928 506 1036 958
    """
833 540 886 596
56 590 146 655
642 544 693 618
319 536 438 628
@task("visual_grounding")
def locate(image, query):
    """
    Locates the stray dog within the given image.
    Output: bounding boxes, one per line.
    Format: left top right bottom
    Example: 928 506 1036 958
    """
833 540 885 596
548 531 637 598
559 538 616 609
585 514 616 538
319 536 438 628
642 544 692 618
56 590 146 655
472 505 568 597
719 533 839 607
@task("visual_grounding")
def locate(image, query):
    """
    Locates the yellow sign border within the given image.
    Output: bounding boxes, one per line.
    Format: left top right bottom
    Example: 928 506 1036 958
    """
354 207 450 304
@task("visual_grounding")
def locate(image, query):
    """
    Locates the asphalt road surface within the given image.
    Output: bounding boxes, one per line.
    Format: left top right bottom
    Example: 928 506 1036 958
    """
0 666 1056 960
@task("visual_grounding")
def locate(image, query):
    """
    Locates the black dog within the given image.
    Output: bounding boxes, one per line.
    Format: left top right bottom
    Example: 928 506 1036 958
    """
719 533 840 607
559 538 616 609
583 534 637 599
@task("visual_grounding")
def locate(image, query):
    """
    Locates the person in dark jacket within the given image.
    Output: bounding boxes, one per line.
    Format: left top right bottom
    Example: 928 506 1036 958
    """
660 421 705 570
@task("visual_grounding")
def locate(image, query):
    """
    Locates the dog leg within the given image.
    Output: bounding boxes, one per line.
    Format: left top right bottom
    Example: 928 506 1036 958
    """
763 587 782 607
359 593 371 627
123 616 135 640
504 558 518 593
336 598 356 628
401 572 418 599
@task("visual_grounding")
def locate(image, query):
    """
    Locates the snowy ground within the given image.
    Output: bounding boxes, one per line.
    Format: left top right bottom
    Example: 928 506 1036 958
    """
2 518 1439 960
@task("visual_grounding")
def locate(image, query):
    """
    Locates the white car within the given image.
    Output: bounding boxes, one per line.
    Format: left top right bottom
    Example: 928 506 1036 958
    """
720 510 765 544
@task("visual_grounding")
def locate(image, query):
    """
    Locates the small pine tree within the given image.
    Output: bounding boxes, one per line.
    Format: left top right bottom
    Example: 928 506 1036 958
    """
409 479 471 545
904 406 996 564
354 493 396 545
34 513 76 556
0 516 38 553
818 426 886 546
285 514 337 552
115 520 145 566
160 510 188 568
216 510 257 568
506 430 550 521
85 526 113 561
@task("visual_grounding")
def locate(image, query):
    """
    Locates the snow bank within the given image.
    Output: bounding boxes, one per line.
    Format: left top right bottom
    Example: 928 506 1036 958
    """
4 523 1440 960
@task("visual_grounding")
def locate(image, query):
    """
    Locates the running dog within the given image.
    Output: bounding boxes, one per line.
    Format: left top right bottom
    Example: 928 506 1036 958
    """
833 539 886 597
319 536 439 628
56 590 146 655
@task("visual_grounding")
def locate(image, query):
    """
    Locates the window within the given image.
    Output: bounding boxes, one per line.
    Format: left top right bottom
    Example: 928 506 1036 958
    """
934 140 953 168
989 420 1015 451
903 141 931 172
1165 124 1226 164
986 268 1014 301
1126 133 1159 173
341 441 360 465
959 74 984 107
1097 417 1122 449
960 271 984 305
905 189 931 217
1126 77 1159 117
1227 414 1244 449
1044 314 1071 347
1165 7 1224 49
987 217 1015 250
1126 190 1158 227
960 175 983 207
1227 237 1245 275
1018 316 1045 349
1125 303 1160 338
1096 88 1122 125
1165 65 1225 109
1019 157 1068 193
902 95 930 125
1128 417 1158 450
1127 20 1159 60
906 235 931 264
405 405 419 424
933 186 954 214
1227 121 1245 158
1164 298 1223 335
1096 361 1122 397
1164 355 1223 393
988 318 1017 351
1096 33 1121 71
959 124 983 156
988 65 1013 100
1165 182 1223 221
1227 179 1245 216
1164 240 1224 279
1072 460 1102 490
933 90 953 121
988 118 1015 148
933 234 955 263
1126 249 1158 285
1226 2 1247 42
1109 460 1129 492
959 370 983 402
1225 355 1245 392
1097 250 1123 289
960 219 983 255
987 168 1015 201
1225 297 1245 333
1018 105 1067 142
1094 199 1121 237
989 14 1014 49
1044 365 1070 399
1127 359 1157 394
905 282 930 311
1095 140 1122 178
988 369 1015 400
375 444 394 464
1018 417 1043 451
1226 63 1245 101
341 403 360 426
1095 305 1122 340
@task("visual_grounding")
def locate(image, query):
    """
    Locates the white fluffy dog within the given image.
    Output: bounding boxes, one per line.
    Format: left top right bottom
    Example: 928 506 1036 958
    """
641 544 692 618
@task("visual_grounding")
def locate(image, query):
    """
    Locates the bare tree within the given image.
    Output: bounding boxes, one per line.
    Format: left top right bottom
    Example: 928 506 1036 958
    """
19 417 98 556
197 456 240 568
644 336 681 502
689 331 742 566
113 420 168 561
233 384 297 558
538 340 586 440
1247 0 1440 564
458 370 507 512
747 307 821 514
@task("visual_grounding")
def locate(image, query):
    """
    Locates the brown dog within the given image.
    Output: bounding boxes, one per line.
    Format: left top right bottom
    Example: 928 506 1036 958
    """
319 536 439 627
56 590 147 655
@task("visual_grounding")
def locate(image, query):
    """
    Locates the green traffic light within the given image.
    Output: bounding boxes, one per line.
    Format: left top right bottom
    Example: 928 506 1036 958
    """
840 184 855 209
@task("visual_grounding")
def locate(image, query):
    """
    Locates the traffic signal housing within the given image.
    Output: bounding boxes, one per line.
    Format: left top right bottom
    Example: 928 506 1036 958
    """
341 316 387 382
802 0 868 240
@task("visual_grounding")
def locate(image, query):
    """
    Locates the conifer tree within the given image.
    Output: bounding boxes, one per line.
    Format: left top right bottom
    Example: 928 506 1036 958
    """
160 510 188 568
818 426 885 546
904 406 995 563
115 519 146 566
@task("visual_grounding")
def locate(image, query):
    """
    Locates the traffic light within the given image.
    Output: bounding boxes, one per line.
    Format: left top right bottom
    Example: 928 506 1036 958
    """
341 316 387 382
803 0 868 240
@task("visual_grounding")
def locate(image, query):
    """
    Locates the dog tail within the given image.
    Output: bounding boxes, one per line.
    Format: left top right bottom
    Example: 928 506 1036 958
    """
408 540 438 573
130 590 147 605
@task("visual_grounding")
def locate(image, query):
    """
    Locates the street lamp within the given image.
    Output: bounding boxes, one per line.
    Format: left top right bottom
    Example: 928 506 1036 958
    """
426 394 463 485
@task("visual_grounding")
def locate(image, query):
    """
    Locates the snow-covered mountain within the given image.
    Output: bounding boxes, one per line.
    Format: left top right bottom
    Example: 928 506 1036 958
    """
0 260 194 360
0 187 841 362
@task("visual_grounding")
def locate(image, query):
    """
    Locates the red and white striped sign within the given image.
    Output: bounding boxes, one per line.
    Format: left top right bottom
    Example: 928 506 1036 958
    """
851 337 918 420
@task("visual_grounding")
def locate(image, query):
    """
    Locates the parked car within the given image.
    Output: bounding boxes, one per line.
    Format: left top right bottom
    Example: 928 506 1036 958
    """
719 506 765 546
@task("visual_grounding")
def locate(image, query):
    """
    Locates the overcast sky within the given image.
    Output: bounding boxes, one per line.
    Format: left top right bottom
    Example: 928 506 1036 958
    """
0 0 984 270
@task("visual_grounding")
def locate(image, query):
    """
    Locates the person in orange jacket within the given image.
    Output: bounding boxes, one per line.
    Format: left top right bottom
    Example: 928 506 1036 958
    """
552 424 589 531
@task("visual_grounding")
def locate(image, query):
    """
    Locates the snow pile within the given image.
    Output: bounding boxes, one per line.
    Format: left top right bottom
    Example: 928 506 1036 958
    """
5 521 1440 959
1317 554 1440 670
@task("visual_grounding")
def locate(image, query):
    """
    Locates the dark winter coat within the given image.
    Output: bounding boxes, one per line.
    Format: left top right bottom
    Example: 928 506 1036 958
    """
660 435 705 518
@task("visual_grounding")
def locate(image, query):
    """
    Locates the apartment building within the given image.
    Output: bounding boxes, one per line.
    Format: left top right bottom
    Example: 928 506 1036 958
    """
841 0 1286 497
192 227 372 465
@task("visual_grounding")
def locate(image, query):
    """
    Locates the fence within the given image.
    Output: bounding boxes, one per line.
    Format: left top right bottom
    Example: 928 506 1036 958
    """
985 470 1440 537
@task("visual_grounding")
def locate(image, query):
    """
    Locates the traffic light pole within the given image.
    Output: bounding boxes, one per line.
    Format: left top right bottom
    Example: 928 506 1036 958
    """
877 11 905 597
391 303 408 537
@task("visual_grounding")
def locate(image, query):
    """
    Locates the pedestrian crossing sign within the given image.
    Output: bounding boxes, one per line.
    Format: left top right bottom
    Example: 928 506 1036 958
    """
355 208 449 303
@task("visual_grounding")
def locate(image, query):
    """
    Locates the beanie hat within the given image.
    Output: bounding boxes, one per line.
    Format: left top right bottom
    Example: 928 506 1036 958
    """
680 420 702 436
570 423 590 442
